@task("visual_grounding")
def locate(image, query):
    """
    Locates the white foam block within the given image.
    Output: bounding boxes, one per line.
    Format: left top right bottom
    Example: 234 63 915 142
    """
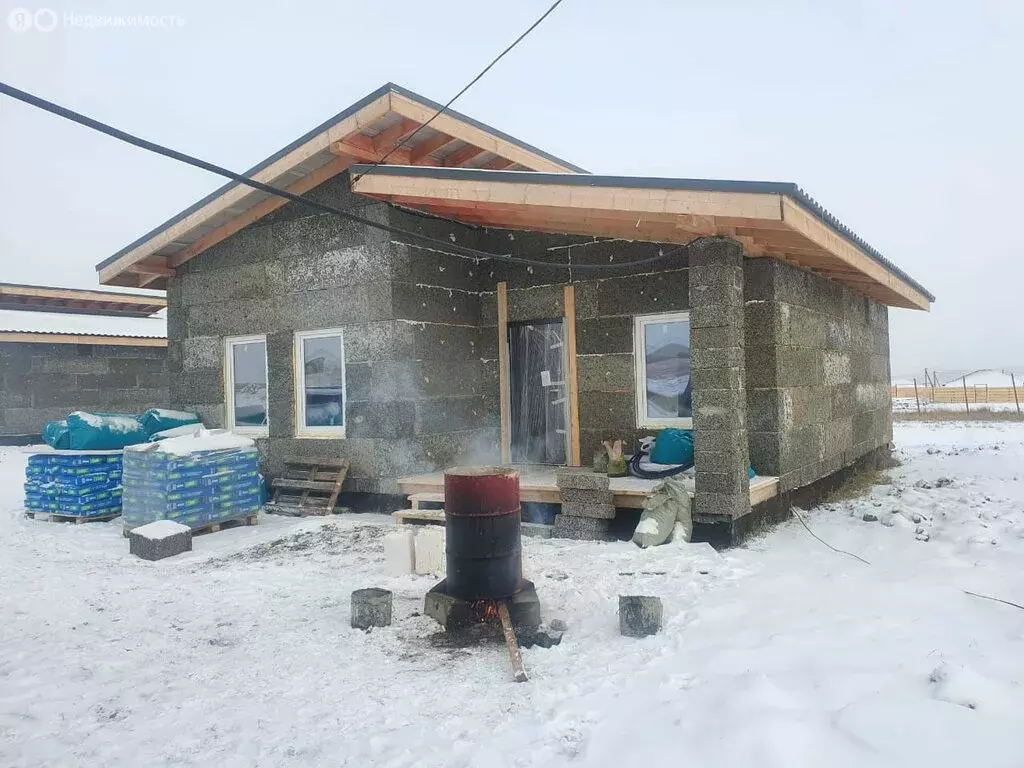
414 527 446 576
383 530 416 576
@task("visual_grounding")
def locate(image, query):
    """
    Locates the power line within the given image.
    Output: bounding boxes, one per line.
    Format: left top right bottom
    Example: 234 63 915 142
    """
353 0 567 182
0 81 686 274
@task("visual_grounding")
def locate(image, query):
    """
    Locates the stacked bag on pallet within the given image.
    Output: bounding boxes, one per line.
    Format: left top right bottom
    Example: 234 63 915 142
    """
121 430 260 531
24 453 124 518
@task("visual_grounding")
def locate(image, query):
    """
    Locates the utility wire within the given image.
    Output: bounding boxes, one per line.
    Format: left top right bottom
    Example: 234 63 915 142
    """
794 506 1024 611
0 81 685 273
791 507 872 565
352 0 567 182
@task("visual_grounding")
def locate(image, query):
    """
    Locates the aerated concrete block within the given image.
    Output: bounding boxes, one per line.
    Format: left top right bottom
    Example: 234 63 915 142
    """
128 520 192 561
383 530 415 576
414 527 445 575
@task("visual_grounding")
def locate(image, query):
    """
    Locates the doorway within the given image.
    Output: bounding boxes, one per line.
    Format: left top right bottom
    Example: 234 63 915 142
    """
507 319 569 465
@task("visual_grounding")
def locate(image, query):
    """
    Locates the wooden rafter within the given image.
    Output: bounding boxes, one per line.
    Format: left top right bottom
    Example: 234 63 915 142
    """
371 118 420 153
408 132 457 163
0 332 166 347
443 144 486 167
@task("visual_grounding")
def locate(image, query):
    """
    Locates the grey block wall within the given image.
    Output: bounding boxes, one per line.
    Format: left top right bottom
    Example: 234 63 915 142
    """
744 258 892 492
0 341 168 437
168 176 501 498
688 238 750 520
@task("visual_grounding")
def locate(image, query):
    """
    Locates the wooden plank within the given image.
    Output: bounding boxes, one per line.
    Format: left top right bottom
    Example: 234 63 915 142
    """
393 509 446 525
498 602 528 683
563 285 581 467
0 332 167 347
279 455 351 468
749 476 779 506
780 197 931 310
497 282 511 464
271 478 337 493
0 283 166 307
354 174 783 221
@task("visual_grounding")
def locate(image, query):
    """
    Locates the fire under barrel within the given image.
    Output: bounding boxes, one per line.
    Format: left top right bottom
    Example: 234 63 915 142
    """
443 467 522 601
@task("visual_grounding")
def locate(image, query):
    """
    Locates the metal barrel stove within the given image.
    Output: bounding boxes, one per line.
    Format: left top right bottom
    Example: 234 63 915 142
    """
443 466 522 601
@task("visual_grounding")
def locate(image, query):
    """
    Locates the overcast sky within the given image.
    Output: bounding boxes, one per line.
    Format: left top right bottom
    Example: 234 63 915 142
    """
0 0 1020 378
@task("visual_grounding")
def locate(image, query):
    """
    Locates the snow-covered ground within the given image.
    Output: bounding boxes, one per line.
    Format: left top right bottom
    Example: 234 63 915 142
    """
3 422 1024 767
893 396 1020 414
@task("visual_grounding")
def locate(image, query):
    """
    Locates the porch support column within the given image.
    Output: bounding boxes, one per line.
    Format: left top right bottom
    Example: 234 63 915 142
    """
688 237 751 522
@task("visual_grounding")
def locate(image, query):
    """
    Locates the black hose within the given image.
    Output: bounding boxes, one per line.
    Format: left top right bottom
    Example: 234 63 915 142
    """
628 449 692 480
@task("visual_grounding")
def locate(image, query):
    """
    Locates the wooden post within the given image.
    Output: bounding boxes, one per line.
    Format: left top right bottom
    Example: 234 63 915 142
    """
962 376 970 414
1012 373 1021 416
497 602 528 683
913 378 921 413
563 284 581 467
497 282 511 464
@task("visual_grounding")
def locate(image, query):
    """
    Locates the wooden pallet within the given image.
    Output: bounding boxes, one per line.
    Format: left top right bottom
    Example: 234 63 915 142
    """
26 511 121 524
122 514 258 538
263 456 350 516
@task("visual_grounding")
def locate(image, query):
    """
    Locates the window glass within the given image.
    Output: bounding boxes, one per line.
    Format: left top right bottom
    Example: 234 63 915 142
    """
301 334 344 428
641 317 691 420
231 340 268 427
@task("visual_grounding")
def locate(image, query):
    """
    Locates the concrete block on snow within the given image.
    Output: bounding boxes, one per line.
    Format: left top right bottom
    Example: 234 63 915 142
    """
414 527 446 575
552 514 611 541
383 530 416 576
128 520 192 561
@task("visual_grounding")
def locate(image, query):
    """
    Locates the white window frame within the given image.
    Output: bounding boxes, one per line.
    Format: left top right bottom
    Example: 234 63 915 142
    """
294 329 347 439
224 334 269 436
633 311 693 429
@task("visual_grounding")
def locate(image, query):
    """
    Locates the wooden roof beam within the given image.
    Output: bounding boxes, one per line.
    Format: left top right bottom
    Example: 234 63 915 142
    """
371 118 420 153
443 144 486 167
408 132 458 164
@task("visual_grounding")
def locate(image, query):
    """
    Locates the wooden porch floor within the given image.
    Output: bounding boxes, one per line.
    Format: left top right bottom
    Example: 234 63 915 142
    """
396 469 779 509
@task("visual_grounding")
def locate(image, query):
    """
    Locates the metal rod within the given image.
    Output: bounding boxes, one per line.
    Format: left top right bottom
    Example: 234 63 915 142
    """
1012 372 1021 417
497 602 528 683
963 375 971 414
913 378 921 413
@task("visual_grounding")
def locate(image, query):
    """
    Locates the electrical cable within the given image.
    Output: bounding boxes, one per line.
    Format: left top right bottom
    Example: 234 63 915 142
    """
0 81 687 274
352 0 567 182
791 507 872 565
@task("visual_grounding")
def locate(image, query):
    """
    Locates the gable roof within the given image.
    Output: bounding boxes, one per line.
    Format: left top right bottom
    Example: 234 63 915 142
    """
350 165 933 310
96 83 584 289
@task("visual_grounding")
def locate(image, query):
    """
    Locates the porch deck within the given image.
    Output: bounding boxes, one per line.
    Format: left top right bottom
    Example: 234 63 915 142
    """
396 470 779 510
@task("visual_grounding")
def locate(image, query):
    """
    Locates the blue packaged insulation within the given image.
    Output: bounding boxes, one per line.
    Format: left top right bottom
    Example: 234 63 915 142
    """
121 434 260 531
24 453 124 518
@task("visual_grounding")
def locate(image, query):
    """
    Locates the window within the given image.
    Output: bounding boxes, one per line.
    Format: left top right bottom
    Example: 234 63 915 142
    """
294 329 346 437
225 335 269 435
634 312 692 428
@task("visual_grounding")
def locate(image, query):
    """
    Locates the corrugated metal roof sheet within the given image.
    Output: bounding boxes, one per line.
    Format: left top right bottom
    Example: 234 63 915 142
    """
0 308 167 338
